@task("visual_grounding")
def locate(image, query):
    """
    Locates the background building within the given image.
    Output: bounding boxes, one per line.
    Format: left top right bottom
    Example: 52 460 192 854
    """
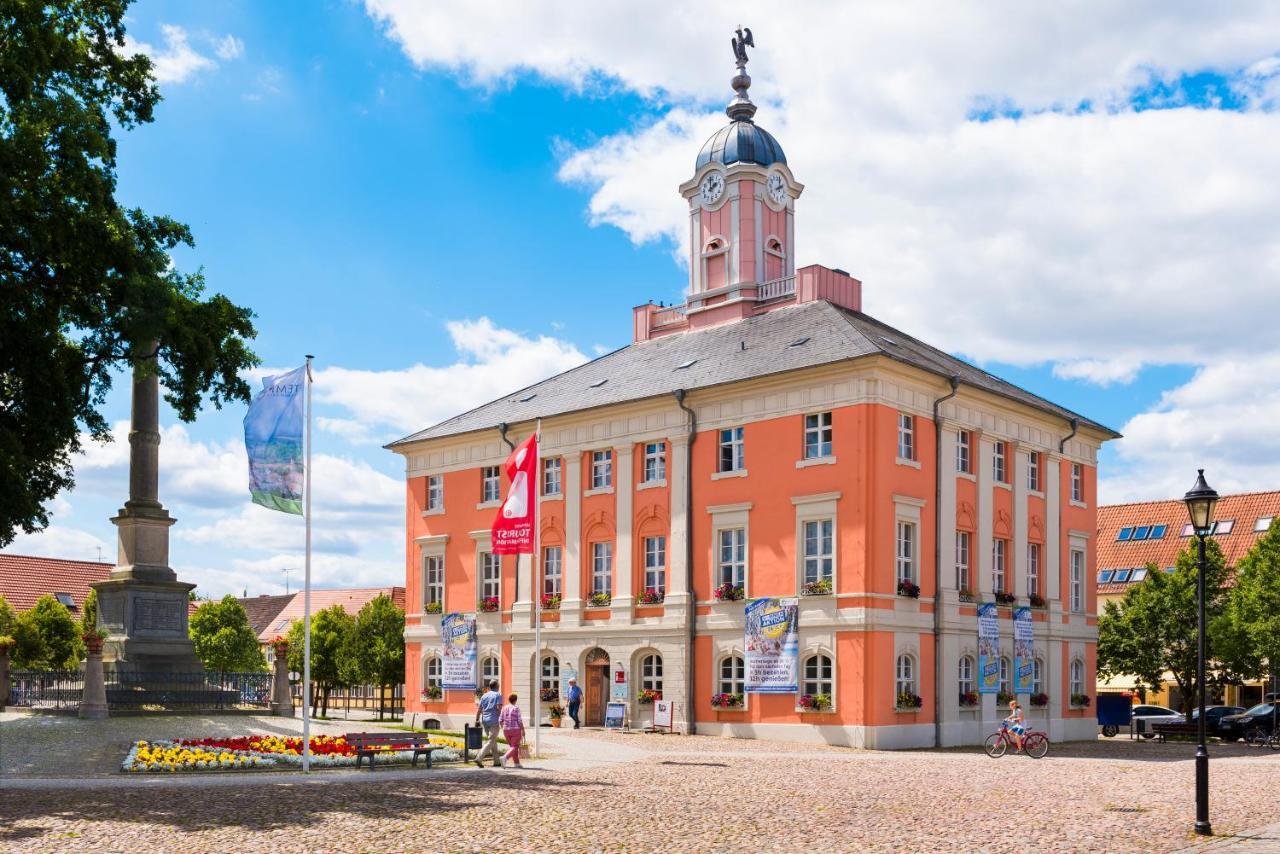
389 44 1117 747
238 587 406 663
0 554 110 618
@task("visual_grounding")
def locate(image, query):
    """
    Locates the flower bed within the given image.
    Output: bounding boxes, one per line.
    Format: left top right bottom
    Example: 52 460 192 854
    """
123 734 463 773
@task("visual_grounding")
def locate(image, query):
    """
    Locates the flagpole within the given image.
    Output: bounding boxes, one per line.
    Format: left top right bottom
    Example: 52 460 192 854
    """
533 419 542 759
302 354 314 773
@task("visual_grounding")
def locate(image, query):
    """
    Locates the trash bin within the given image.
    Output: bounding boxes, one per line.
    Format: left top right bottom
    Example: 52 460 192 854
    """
465 723 483 750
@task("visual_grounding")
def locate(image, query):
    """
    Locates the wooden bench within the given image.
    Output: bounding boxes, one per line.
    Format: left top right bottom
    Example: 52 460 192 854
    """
1150 722 1199 742
346 732 440 769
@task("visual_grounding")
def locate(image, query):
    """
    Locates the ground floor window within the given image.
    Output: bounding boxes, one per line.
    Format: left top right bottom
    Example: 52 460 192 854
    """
481 655 500 688
1031 658 1043 696
424 657 442 691
719 655 744 695
1069 659 1085 698
541 654 560 694
958 655 974 697
640 654 663 696
895 654 916 698
999 656 1011 697
802 653 833 698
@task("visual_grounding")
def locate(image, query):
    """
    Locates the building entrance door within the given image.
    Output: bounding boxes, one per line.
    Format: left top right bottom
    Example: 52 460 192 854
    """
584 648 610 726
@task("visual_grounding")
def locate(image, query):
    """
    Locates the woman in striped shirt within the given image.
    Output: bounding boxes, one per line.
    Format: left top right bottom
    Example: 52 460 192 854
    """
499 693 526 768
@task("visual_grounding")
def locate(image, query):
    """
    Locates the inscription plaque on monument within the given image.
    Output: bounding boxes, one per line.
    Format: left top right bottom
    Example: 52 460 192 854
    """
132 597 183 633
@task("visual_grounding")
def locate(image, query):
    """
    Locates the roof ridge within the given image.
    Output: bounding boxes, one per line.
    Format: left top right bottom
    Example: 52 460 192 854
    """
1102 490 1280 511
0 553 111 568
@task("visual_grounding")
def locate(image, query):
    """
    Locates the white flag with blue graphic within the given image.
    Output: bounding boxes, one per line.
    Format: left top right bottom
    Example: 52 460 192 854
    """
243 365 306 515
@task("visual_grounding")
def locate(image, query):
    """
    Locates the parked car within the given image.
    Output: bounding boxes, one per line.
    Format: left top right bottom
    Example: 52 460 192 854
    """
1130 704 1184 738
1218 703 1279 741
1186 705 1246 737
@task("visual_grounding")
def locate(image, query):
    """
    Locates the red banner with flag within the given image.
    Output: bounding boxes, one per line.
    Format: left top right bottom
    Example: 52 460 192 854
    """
492 432 537 554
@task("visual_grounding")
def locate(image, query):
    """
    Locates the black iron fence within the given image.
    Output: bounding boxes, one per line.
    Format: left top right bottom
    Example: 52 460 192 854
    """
291 682 405 718
6 670 272 711
8 670 84 710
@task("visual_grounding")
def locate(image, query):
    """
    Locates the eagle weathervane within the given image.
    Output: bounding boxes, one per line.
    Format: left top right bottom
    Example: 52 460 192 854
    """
731 25 755 67
726 26 758 121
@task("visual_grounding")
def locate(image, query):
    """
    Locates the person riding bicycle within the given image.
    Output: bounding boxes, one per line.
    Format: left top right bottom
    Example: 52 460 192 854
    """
1003 700 1026 752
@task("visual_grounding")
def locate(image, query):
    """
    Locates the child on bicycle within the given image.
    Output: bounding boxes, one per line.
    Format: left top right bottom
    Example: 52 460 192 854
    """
1003 700 1026 752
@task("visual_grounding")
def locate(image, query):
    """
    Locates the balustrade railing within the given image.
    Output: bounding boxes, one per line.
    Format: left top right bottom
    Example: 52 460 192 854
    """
757 275 797 302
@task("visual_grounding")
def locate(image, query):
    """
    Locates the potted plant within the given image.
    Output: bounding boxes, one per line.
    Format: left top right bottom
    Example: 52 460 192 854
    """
540 687 559 703
638 590 664 605
269 635 289 659
958 588 975 603
540 593 561 611
1028 593 1047 608
82 627 104 655
1070 693 1091 708
896 579 920 599
424 601 442 614
997 690 1014 705
589 592 612 607
802 578 832 596
1030 692 1049 708
713 582 744 602
548 704 565 727
422 685 442 701
710 692 744 709
959 690 979 708
798 693 832 712
896 691 923 710
637 688 661 705
477 596 500 613
994 591 1016 605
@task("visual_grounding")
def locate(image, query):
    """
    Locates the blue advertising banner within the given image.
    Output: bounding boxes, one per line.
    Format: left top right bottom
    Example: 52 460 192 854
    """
440 613 477 690
243 365 306 515
1014 606 1034 694
978 602 1000 694
745 597 799 693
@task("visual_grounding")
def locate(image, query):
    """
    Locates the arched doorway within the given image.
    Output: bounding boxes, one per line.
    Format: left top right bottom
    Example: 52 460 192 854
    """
583 648 610 726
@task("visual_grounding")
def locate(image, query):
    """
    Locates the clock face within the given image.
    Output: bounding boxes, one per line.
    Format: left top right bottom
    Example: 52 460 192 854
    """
766 172 787 204
699 172 725 206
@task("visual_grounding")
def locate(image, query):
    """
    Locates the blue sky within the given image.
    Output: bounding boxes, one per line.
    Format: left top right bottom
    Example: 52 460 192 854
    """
7 3 1280 598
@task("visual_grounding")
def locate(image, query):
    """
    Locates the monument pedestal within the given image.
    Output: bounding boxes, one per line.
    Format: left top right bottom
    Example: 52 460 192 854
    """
95 576 202 675
79 651 109 719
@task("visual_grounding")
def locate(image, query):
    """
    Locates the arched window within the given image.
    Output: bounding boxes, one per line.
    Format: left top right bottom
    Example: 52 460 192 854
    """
424 657 442 690
702 237 729 291
540 654 560 694
999 656 1011 697
719 655 744 695
481 655 500 689
640 654 663 696
802 653 833 698
1031 658 1044 696
1069 659 1085 699
958 655 975 696
764 236 785 281
895 654 916 697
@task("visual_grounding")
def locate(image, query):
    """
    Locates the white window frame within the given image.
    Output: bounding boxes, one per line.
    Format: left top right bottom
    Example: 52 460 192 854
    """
896 520 916 584
481 655 500 688
479 551 501 602
540 654 560 693
897 413 915 461
958 655 975 697
999 656 1011 696
993 538 1008 593
590 450 613 490
802 653 834 700
1027 542 1041 597
642 442 666 484
718 427 745 473
426 475 443 512
956 430 971 474
1070 549 1085 612
643 535 666 595
955 531 971 591
423 554 444 610
591 541 613 596
481 465 501 503
802 518 834 587
718 528 746 587
1071 462 1083 503
804 412 833 460
543 545 562 597
640 653 663 694
1069 658 1085 699
542 457 562 496
1031 658 1044 696
993 442 1007 483
895 653 916 698
424 657 442 690
719 654 745 695
1027 452 1040 492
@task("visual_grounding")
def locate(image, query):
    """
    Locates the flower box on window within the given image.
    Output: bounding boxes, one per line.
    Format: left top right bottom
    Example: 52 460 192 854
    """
1030 692 1049 708
997 690 1015 706
896 579 920 599
424 601 442 614
802 578 832 596
540 593 561 611
1028 594 1047 609
895 691 923 710
713 582 745 602
422 685 442 701
589 592 612 607
540 687 559 702
798 693 832 712
1070 693 1091 708
994 591 1016 605
638 590 665 605
958 589 975 603
710 692 744 709
959 691 979 708
637 689 661 705
477 596 500 612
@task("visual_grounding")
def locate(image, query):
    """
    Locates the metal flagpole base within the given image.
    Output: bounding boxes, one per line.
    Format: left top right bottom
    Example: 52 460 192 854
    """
1194 748 1211 835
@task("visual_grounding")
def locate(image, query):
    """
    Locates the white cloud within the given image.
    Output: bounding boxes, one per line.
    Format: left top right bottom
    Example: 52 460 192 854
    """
214 34 245 61
1052 358 1143 387
4 524 111 564
126 24 217 84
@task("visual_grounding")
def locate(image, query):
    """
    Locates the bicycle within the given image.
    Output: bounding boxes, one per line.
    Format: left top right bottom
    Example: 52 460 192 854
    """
985 722 1049 758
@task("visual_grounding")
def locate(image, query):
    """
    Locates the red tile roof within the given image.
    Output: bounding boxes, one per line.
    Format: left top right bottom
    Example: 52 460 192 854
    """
248 587 406 644
236 593 295 638
0 554 112 614
1097 491 1280 596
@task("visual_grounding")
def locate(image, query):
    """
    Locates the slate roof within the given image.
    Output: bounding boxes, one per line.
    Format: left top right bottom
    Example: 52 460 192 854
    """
695 120 787 170
1097 491 1280 596
0 554 111 614
236 594 295 640
389 300 1118 448
250 587 406 644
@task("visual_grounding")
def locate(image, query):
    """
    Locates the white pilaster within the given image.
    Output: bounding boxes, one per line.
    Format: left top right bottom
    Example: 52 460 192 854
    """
667 435 690 599
563 453 583 626
939 428 958 591
1013 447 1028 600
977 437 994 597
1046 454 1061 604
613 444 635 623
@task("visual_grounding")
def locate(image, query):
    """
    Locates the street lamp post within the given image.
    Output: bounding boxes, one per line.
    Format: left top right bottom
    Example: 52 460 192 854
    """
1183 469 1219 837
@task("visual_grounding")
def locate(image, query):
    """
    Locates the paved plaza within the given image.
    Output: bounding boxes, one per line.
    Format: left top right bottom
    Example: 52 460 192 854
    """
2 713 1280 852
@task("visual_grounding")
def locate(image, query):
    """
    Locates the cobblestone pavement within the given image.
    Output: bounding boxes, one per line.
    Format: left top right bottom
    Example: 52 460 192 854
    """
2 714 1279 853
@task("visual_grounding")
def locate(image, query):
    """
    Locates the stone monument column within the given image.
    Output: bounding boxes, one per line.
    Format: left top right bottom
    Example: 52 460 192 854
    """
92 348 203 677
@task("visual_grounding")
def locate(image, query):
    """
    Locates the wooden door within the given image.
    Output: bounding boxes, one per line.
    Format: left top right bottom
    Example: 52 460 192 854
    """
585 664 607 725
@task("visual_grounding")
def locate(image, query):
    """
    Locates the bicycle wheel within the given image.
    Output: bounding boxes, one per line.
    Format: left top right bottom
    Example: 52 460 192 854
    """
984 733 1007 757
1268 732 1280 751
1024 733 1049 758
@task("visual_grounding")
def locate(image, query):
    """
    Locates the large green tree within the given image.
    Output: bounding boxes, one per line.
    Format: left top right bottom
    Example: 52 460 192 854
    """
286 605 355 717
341 595 406 719
1098 539 1231 714
1217 519 1280 688
0 0 257 547
189 595 266 678
0 595 16 638
12 594 82 669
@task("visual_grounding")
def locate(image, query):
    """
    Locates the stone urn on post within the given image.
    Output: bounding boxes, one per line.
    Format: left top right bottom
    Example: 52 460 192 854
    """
79 629 109 720
270 636 294 717
0 635 15 712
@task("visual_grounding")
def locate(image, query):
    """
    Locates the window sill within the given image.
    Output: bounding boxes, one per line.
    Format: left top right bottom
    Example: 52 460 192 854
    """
796 456 836 469
421 507 445 517
1027 489 1044 499
894 706 924 714
895 457 921 470
956 471 976 481
993 481 1012 492
540 492 563 502
796 707 836 715
1070 499 1088 509
584 486 615 497
711 469 748 480
637 479 667 491
476 500 501 510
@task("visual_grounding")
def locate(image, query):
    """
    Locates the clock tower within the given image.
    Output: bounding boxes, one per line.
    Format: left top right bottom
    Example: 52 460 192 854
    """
678 26 802 297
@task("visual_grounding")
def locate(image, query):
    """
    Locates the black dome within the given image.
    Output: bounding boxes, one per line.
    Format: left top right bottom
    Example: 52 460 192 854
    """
695 121 787 171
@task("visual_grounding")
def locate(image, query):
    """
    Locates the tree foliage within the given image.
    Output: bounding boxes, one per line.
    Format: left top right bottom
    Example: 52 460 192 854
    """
12 594 82 669
0 595 16 638
80 588 99 635
0 0 258 546
342 595 405 689
286 605 356 716
1218 518 1280 680
1097 538 1231 714
189 595 266 676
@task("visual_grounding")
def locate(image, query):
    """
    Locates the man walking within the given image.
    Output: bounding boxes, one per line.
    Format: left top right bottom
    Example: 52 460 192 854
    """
474 679 503 767
566 677 583 729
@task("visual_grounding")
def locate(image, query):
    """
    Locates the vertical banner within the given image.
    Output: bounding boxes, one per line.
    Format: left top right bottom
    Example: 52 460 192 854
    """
492 433 538 554
1014 606 1034 694
242 366 307 514
978 602 1000 694
440 612 477 690
744 597 799 693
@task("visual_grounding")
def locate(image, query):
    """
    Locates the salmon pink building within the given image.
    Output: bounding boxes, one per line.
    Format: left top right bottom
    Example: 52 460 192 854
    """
388 38 1119 748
